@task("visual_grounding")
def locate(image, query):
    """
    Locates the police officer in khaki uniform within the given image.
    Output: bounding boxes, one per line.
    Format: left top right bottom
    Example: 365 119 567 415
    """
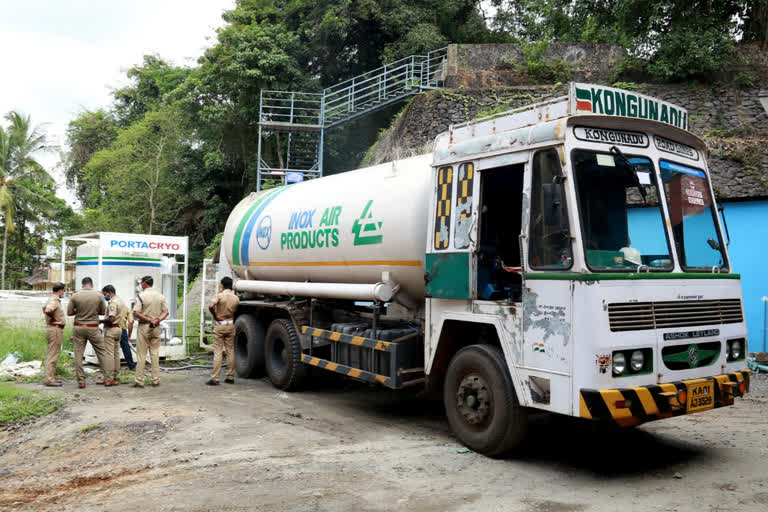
101 285 124 384
41 282 66 387
132 276 168 388
67 277 112 388
206 277 240 385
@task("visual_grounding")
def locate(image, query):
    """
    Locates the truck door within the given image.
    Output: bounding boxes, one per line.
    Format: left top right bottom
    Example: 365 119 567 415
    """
425 162 477 299
476 163 525 302
522 148 573 374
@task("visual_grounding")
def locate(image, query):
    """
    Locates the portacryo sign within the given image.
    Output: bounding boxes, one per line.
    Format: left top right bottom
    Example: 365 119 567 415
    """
571 83 689 131
101 232 188 255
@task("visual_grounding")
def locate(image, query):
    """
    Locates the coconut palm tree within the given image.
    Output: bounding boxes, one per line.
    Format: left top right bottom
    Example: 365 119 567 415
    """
0 111 53 289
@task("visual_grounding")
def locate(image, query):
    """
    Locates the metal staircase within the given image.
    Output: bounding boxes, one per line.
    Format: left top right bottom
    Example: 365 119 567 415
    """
256 47 447 190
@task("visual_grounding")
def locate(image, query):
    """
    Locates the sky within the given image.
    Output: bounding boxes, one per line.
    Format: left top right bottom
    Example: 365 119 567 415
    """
0 0 235 206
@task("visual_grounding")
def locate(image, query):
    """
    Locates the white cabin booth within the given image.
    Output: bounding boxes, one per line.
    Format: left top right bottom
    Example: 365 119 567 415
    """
61 232 189 364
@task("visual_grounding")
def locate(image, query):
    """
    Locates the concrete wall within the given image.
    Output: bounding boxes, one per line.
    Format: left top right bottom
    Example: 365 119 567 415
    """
445 43 626 88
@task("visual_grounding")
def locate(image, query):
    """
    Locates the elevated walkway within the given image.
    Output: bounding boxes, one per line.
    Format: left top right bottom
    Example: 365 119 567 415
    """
256 48 447 189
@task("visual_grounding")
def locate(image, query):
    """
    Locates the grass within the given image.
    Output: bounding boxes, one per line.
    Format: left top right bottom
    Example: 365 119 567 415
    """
0 383 62 426
174 303 208 355
0 321 76 382
80 422 100 433
118 371 151 385
0 320 207 385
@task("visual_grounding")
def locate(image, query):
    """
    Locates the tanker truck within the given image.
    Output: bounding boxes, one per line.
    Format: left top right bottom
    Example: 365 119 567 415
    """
217 83 751 456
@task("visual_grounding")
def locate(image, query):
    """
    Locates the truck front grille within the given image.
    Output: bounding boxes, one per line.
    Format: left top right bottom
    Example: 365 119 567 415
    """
608 299 743 332
662 341 721 370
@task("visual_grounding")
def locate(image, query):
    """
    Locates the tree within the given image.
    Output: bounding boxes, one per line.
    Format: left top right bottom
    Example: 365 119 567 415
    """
80 104 188 235
0 111 54 289
743 0 768 42
57 0 504 277
63 109 118 205
490 0 746 81
112 55 192 126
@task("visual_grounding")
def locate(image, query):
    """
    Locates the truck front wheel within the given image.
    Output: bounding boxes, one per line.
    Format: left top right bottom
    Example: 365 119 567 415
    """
234 315 266 378
265 319 306 391
443 345 527 457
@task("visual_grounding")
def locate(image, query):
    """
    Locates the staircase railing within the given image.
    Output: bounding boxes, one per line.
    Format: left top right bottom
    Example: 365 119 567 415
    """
257 47 447 189
259 47 447 130
321 47 447 127
259 91 324 128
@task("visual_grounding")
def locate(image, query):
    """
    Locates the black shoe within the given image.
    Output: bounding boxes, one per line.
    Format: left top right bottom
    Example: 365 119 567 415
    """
224 379 235 384
128 365 136 371
206 379 219 386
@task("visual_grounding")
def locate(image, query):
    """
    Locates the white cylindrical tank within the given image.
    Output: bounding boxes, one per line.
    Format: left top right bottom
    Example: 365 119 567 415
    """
222 154 432 303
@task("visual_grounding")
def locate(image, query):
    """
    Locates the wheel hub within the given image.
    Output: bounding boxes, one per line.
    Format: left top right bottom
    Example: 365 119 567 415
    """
456 374 491 425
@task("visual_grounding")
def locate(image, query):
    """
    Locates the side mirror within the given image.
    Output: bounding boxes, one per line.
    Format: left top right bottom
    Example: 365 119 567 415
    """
543 176 564 227
717 204 731 246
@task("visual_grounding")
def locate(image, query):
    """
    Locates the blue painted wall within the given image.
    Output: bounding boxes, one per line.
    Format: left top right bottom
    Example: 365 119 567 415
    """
627 201 768 351
721 201 768 352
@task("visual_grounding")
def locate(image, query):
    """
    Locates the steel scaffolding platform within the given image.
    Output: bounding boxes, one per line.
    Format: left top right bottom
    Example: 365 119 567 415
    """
256 47 447 190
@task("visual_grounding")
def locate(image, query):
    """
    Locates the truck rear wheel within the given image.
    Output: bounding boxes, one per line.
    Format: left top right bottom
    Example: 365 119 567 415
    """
265 319 306 391
234 315 266 378
443 345 527 457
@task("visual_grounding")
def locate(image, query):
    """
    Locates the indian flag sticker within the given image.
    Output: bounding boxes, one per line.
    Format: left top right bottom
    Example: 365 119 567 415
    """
575 87 592 112
533 342 545 353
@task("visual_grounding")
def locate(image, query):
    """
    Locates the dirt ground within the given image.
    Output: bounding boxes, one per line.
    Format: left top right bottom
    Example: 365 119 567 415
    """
1 369 767 512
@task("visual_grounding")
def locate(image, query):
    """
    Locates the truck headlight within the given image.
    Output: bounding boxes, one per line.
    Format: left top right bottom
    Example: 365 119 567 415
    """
612 352 626 375
612 348 652 376
727 339 744 361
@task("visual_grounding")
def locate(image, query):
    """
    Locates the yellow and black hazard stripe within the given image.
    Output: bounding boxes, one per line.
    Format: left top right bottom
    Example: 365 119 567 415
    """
433 166 453 250
579 370 750 427
300 354 391 387
456 163 474 221
301 326 393 352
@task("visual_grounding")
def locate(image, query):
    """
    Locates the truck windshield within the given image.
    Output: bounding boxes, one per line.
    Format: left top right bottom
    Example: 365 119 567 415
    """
659 160 728 271
572 149 673 271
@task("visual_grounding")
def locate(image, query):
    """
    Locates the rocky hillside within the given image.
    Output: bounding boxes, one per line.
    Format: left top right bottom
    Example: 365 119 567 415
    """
368 44 768 200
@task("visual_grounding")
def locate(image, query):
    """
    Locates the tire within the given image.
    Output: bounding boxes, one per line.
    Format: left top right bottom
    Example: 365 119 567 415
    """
234 315 266 378
443 344 528 457
265 319 306 391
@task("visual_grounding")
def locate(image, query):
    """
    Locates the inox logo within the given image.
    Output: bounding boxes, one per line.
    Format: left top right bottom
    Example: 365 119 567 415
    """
256 216 272 250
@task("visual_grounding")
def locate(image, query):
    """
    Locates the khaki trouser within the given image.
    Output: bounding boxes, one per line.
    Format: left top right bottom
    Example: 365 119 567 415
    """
104 326 122 381
211 324 235 382
73 326 110 385
135 324 161 386
44 325 63 384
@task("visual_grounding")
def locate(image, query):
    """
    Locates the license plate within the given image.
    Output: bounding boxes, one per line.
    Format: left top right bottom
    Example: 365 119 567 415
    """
687 381 714 413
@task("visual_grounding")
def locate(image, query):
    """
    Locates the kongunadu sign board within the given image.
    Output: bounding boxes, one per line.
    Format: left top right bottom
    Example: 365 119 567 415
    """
570 83 689 131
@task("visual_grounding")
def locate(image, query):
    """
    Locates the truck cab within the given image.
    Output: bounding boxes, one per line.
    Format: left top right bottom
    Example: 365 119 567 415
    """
426 84 749 451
